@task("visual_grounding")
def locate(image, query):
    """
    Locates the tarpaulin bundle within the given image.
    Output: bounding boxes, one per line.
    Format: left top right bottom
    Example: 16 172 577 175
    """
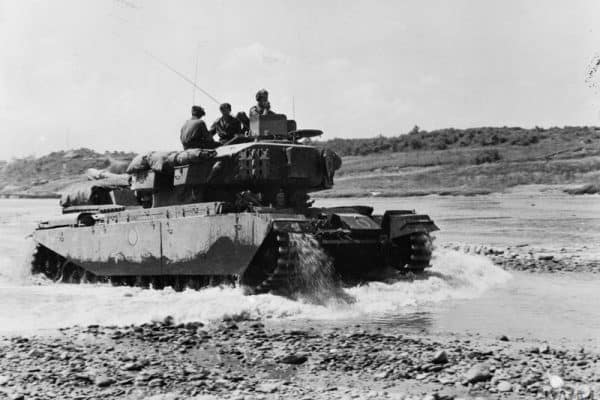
59 178 131 207
126 151 177 174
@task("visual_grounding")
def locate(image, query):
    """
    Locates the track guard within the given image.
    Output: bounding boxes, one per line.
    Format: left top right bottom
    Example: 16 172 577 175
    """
382 210 439 240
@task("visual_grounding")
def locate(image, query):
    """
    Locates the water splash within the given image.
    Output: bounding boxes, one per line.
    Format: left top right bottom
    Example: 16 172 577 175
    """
0 249 512 333
287 233 354 305
342 249 512 318
0 237 36 285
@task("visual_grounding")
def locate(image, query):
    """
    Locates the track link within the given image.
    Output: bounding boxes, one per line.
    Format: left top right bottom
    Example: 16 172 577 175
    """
253 230 299 296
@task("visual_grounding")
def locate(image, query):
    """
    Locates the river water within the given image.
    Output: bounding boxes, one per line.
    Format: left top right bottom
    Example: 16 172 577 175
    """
0 190 598 349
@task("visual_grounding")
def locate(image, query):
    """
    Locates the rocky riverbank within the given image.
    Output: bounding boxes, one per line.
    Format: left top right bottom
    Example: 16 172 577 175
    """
0 316 598 400
442 243 600 274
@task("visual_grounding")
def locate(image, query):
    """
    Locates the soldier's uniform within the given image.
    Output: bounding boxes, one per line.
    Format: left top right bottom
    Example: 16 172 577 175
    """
249 89 275 119
180 106 216 149
248 102 274 118
210 114 242 143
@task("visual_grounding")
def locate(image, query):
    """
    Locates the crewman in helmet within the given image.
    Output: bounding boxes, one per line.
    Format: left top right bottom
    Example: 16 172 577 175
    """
180 105 217 149
209 103 242 143
249 89 275 118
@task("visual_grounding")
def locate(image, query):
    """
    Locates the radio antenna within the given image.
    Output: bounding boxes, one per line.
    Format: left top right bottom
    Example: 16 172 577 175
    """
108 16 219 105
192 45 200 104
142 48 220 105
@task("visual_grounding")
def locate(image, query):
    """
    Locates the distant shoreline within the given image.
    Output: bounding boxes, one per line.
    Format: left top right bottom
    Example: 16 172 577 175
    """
0 193 60 199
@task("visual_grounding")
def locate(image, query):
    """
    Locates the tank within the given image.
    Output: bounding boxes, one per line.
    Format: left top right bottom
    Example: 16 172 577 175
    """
31 113 438 296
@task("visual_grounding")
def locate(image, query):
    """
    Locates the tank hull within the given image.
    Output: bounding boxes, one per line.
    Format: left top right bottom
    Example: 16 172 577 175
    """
32 202 438 294
33 203 306 277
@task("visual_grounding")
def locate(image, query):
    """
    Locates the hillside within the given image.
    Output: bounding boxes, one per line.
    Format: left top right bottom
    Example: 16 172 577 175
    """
1 126 599 198
316 126 600 197
0 148 135 197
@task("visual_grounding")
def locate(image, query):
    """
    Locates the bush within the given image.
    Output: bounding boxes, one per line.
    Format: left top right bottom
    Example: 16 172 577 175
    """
410 138 424 150
474 149 502 164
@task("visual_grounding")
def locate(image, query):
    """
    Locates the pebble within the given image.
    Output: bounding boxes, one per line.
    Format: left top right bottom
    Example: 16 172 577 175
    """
256 382 280 393
279 354 308 365
547 374 564 389
497 381 512 392
0 315 594 399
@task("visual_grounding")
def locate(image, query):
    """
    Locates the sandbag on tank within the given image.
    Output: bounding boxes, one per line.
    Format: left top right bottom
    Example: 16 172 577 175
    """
126 153 150 174
147 151 178 173
86 168 132 184
168 148 217 166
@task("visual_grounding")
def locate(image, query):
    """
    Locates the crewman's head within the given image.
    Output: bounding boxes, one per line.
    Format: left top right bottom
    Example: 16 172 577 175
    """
219 103 232 117
191 105 205 118
256 89 269 108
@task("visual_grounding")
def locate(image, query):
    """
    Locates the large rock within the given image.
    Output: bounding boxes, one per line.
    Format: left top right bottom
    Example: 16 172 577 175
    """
431 350 448 364
462 363 492 384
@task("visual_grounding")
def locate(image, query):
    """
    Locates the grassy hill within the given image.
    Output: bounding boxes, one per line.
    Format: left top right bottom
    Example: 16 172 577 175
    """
1 126 599 198
315 126 600 196
0 148 135 197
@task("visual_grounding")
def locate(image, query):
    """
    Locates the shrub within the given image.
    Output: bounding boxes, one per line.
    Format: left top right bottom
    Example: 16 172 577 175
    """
474 149 502 164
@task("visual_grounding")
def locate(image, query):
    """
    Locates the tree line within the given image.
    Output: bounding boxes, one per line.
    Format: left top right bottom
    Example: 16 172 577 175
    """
315 126 600 156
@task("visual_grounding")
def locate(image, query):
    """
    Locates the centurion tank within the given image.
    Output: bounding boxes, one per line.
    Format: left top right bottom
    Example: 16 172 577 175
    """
31 113 438 296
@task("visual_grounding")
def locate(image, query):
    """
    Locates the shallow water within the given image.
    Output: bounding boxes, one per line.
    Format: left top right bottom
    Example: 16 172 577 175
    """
0 194 598 349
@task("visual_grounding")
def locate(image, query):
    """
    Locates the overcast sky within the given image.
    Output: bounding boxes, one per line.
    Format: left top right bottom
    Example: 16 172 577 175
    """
1 0 599 159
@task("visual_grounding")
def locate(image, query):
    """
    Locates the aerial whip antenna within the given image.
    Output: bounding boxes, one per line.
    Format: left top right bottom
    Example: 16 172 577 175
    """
142 48 220 105
107 10 219 105
192 45 200 104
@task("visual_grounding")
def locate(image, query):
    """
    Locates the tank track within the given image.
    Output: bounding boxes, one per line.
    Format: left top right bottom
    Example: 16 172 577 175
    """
252 230 299 296
405 232 433 273
31 245 106 284
31 245 237 291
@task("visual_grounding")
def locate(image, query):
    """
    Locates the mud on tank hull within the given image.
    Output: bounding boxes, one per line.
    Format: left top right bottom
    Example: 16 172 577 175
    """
31 202 438 295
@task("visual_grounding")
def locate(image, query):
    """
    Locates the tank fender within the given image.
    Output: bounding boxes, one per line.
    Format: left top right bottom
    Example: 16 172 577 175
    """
382 210 439 239
334 213 381 231
271 218 314 234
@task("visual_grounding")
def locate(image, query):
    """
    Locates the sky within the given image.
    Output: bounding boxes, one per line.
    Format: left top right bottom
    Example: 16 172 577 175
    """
1 0 599 160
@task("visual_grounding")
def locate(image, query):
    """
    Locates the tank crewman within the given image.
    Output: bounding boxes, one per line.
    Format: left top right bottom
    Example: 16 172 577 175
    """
180 105 217 149
249 89 275 118
236 111 250 135
209 103 242 143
